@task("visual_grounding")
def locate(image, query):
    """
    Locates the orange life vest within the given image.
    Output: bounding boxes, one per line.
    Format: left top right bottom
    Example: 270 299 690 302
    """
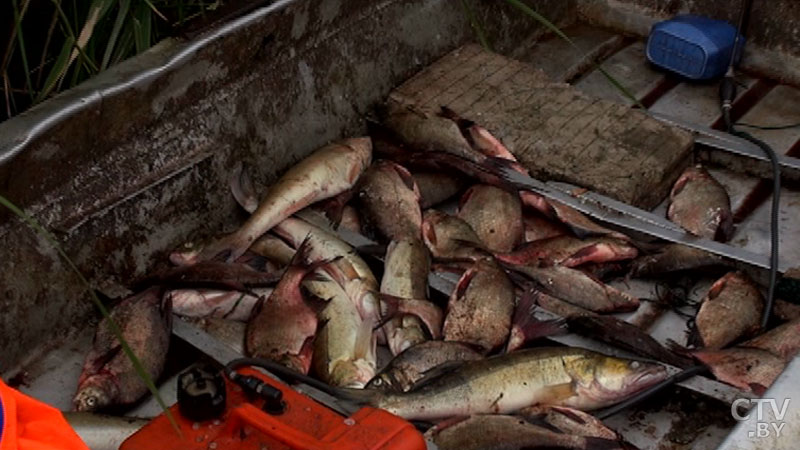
0 379 87 450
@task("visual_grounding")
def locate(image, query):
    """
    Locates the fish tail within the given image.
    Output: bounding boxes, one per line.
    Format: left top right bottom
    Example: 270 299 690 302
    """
685 328 703 349
507 290 566 352
290 237 342 276
230 162 259 214
193 231 253 264
334 385 382 406
378 293 444 339
318 189 354 228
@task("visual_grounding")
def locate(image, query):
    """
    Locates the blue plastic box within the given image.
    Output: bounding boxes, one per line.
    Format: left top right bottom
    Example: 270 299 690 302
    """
646 15 744 80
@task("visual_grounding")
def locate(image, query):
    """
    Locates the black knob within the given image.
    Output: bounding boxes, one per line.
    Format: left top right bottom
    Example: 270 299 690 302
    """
177 366 226 422
261 386 286 415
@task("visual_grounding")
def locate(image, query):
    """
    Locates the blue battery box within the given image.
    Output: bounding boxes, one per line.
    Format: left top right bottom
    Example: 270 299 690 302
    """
646 15 745 80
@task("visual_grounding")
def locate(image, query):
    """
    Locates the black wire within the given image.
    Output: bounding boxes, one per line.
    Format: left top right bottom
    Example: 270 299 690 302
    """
596 365 709 420
729 125 781 329
729 0 753 69
722 0 779 330
736 122 800 130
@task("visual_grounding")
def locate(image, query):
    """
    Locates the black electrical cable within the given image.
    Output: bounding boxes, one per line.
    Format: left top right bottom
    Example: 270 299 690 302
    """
601 0 781 420
720 0 780 330
224 357 345 399
736 122 800 130
596 365 709 420
728 126 780 329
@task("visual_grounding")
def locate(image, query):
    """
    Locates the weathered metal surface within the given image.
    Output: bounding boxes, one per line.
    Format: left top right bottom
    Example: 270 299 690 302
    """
718 355 800 450
574 41 665 105
0 0 573 374
709 168 760 218
735 85 800 153
650 75 758 126
733 188 800 267
513 23 626 83
391 44 693 209
577 0 800 87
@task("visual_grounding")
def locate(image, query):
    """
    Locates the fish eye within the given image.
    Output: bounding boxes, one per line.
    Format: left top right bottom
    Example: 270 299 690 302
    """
86 397 97 407
630 361 641 369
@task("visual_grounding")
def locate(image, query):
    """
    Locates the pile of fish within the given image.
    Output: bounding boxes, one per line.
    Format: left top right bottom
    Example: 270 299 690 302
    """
72 101 800 449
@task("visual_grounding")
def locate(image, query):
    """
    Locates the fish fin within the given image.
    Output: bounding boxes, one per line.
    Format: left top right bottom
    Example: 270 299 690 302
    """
421 217 438 248
453 267 478 301
520 191 555 218
161 293 174 330
707 275 729 299
686 325 705 349
235 251 271 271
378 294 444 339
537 382 577 405
302 272 334 284
666 339 694 357
457 185 476 211
437 105 466 123
317 190 354 228
194 232 253 264
507 291 566 352
482 154 530 179
248 294 269 321
429 415 470 433
291 236 342 275
386 161 419 195
549 405 590 425
505 268 540 292
407 361 467 392
562 244 605 267
669 172 690 199
333 386 383 410
432 259 477 273
290 235 317 268
749 383 768 396
353 319 376 362
230 162 259 214
84 344 123 381
437 106 477 142
300 289 331 316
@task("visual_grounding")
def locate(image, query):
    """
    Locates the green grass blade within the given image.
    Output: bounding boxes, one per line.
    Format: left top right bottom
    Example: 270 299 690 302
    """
11 0 35 100
36 8 61 89
503 0 575 45
502 0 645 108
101 0 131 71
133 2 154 54
596 66 642 107
460 0 492 51
40 0 82 99
66 0 111 77
142 0 168 22
36 37 74 102
0 195 181 435
111 24 135 66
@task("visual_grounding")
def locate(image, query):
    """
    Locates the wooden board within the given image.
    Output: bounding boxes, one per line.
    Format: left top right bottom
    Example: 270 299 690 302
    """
390 44 694 209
